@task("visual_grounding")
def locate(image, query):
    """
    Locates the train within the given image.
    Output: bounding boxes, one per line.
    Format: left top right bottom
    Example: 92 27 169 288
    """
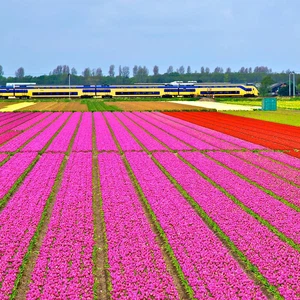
0 82 259 99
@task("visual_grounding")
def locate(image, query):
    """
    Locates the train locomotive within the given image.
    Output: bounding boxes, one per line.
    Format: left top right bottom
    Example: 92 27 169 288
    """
0 82 259 99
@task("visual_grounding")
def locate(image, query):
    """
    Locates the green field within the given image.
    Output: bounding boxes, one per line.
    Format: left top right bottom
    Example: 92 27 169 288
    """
80 99 121 112
216 97 300 110
224 109 300 126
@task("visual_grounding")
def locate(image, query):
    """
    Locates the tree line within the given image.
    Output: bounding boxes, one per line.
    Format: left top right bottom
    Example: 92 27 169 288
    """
0 64 299 90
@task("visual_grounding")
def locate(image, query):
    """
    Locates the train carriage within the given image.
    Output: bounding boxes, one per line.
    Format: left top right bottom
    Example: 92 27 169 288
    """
0 82 259 99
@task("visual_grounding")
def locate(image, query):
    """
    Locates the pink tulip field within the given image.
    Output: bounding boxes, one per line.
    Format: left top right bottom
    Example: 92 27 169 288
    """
0 110 299 299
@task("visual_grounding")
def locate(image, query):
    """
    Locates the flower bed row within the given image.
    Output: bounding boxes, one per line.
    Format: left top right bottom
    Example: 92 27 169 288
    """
94 112 118 151
46 112 81 153
207 152 300 208
0 113 38 135
20 113 71 152
0 113 61 153
125 151 265 299
115 112 168 151
0 152 38 199
133 112 217 151
123 113 190 151
233 151 300 185
261 151 300 169
0 112 32 129
72 112 93 152
153 112 266 150
0 113 23 125
164 112 300 152
99 152 178 299
179 151 300 244
104 112 142 151
14 112 51 131
154 151 300 299
0 153 63 299
27 152 94 299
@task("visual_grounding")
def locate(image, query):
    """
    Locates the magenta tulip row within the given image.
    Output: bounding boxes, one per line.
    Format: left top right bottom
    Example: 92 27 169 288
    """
0 154 8 163
104 113 142 151
0 131 20 147
27 152 94 299
0 113 36 135
0 113 24 126
21 113 71 152
72 112 93 151
46 112 81 152
0 112 31 129
234 151 300 185
207 152 300 208
123 113 190 150
261 151 300 169
135 112 265 151
115 112 168 151
154 151 300 299
0 113 61 152
133 112 217 150
0 152 38 198
0 153 63 299
99 152 178 299
94 112 118 151
126 151 265 299
180 151 300 244
153 112 266 150
14 112 51 131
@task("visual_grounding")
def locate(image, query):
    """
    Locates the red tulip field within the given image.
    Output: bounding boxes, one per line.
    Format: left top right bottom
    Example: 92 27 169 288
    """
0 111 300 299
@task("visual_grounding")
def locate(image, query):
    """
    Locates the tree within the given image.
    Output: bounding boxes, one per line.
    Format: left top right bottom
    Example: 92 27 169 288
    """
15 67 25 78
62 65 70 74
239 67 246 73
82 67 91 78
225 67 231 73
122 66 130 78
259 75 274 96
205 67 210 74
153 65 159 75
186 66 191 74
167 66 174 74
214 67 223 73
0 65 3 76
133 65 138 77
254 66 270 73
200 67 205 74
178 66 185 75
71 67 77 75
52 65 63 75
96 68 103 76
136 66 149 82
118 65 122 77
108 65 115 77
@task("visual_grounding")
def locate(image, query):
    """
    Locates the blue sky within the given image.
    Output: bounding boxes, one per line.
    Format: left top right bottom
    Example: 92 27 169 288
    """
2 0 300 76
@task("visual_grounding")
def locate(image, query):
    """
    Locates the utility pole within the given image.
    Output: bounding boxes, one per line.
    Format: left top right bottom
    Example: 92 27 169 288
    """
68 73 71 99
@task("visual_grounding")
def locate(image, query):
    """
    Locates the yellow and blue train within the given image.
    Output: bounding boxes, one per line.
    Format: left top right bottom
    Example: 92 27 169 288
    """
0 82 259 99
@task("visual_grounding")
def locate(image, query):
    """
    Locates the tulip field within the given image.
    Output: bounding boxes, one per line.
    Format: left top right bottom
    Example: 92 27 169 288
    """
0 111 300 299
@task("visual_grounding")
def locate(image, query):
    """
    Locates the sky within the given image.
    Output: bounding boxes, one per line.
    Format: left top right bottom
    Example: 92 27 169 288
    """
2 0 300 77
